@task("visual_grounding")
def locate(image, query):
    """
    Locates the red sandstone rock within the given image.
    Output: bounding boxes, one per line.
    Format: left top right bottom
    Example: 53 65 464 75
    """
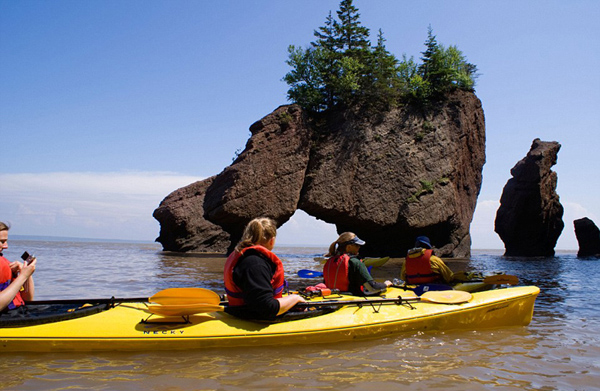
574 217 600 258
154 90 486 257
494 139 564 256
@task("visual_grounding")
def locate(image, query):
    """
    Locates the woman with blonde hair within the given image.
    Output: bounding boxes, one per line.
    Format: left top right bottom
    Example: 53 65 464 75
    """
224 217 305 320
323 232 391 296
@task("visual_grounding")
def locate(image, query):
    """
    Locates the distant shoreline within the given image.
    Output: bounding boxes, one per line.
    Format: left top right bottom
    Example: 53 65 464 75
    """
10 235 576 253
11 234 156 245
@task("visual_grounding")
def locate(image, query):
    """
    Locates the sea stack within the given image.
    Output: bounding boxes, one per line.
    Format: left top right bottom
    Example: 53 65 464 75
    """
574 217 600 258
154 90 486 257
495 139 564 256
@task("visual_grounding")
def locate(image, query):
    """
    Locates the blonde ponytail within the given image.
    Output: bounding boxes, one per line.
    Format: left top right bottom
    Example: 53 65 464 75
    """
236 217 278 252
325 232 357 257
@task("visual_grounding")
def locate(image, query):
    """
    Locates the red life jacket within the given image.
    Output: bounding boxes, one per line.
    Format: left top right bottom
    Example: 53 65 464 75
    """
323 254 351 291
223 245 286 307
0 255 25 310
405 249 439 284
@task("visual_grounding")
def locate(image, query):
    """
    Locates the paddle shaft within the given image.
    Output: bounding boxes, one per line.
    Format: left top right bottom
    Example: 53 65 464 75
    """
25 287 227 307
295 294 469 309
25 297 229 306
25 297 150 305
482 275 519 285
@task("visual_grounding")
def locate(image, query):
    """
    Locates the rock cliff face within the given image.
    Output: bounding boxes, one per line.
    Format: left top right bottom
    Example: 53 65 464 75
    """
154 90 486 257
494 139 564 256
574 217 600 258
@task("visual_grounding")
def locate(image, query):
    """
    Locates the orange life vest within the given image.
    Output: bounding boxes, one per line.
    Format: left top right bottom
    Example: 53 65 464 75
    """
223 245 286 307
323 254 351 291
0 255 25 310
405 249 439 284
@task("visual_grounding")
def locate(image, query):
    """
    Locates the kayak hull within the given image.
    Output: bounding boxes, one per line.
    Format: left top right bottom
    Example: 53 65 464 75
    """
0 286 539 352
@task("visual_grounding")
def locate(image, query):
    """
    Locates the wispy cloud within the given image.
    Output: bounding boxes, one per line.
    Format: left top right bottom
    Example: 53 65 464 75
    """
0 172 202 241
0 171 338 245
1 172 587 249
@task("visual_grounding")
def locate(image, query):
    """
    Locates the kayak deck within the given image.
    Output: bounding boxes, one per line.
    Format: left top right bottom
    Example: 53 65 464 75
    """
0 286 539 352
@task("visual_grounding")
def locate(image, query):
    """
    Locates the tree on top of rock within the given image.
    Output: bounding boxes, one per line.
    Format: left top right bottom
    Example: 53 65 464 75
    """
284 0 387 112
419 25 478 98
335 0 370 52
284 0 479 113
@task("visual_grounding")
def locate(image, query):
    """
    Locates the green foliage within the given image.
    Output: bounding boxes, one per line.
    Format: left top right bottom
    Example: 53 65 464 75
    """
284 1 479 113
407 177 448 203
415 121 435 142
284 46 332 112
416 26 478 100
284 0 382 112
335 0 371 52
422 121 435 132
278 112 293 128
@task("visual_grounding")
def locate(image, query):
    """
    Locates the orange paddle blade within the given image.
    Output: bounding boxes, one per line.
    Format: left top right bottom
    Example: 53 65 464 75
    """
149 288 221 306
148 303 224 316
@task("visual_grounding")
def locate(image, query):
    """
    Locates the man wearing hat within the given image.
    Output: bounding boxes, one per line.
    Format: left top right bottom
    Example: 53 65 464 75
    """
400 236 454 284
323 232 392 296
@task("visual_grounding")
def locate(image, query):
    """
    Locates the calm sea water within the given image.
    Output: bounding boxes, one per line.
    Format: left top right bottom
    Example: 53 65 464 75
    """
1 238 599 391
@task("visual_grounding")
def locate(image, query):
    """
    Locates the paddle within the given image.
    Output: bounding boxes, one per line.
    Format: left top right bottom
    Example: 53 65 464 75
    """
411 283 454 296
481 274 519 286
295 290 472 309
147 289 472 316
25 287 224 306
147 303 225 316
147 288 223 316
28 287 472 318
452 271 519 286
314 257 390 267
392 278 454 296
298 269 323 278
393 275 518 296
149 287 221 306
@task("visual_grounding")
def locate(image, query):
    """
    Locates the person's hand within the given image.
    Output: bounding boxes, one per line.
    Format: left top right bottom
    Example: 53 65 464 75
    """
291 294 307 312
291 293 306 304
20 258 36 278
384 280 393 287
277 293 307 315
9 261 23 277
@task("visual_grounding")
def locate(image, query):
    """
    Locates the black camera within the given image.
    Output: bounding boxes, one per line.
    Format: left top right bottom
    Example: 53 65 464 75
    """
21 251 35 265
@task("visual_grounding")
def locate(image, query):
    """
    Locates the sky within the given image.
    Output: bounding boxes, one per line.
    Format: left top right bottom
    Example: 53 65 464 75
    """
1 1 599 250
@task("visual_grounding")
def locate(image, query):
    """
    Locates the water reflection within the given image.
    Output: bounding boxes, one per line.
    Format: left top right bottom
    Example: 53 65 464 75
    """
3 240 599 390
152 246 330 294
2 327 578 391
155 252 227 292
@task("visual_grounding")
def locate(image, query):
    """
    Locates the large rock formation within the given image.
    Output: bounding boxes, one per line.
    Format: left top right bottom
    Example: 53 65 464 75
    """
494 139 564 256
154 90 486 257
574 217 600 258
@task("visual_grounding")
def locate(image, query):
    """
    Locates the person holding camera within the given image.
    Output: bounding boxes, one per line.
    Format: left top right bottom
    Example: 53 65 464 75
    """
0 222 36 312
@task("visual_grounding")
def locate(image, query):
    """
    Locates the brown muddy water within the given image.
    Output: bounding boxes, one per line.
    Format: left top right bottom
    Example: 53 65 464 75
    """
1 239 598 391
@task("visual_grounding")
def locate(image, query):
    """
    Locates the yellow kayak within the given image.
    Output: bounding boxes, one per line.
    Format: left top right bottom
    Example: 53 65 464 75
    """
363 256 390 267
314 256 390 267
0 286 539 352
